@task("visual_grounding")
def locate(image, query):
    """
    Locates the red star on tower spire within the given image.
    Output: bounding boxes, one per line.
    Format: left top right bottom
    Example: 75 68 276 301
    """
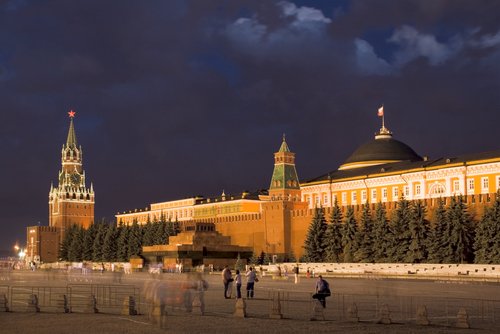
68 110 76 118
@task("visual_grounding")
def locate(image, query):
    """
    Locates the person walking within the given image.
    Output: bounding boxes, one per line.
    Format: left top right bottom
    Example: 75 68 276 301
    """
235 269 242 299
245 267 257 298
312 275 331 308
293 265 299 284
222 265 233 299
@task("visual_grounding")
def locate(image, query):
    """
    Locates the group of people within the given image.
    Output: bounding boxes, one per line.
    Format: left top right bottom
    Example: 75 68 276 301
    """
222 266 258 299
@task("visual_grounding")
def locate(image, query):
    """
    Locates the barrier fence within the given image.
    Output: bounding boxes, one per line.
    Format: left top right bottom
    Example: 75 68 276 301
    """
0 283 499 330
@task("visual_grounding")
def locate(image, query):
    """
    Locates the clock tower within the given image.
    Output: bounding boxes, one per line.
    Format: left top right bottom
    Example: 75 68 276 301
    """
48 111 95 243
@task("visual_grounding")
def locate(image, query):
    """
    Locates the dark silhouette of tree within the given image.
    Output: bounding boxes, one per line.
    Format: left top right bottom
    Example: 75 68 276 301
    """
116 223 130 262
323 199 343 262
372 203 390 262
68 225 84 262
341 206 358 263
92 223 107 262
354 203 374 262
82 223 96 261
428 198 448 263
60 224 77 261
303 207 327 262
127 221 143 257
142 221 155 246
102 224 118 261
406 200 430 263
447 196 475 263
388 196 412 262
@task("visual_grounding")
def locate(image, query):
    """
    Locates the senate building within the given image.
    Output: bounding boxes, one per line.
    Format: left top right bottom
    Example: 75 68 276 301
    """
117 118 500 262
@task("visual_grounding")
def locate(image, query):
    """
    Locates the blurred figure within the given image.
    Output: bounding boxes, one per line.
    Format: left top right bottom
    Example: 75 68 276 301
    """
222 265 233 299
312 275 331 308
235 270 242 299
246 267 257 298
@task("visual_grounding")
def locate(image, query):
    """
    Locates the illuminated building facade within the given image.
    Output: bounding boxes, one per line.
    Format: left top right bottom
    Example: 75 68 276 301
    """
27 112 95 262
117 120 500 261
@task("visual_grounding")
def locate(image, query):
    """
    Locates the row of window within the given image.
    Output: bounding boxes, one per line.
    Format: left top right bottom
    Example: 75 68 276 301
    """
304 176 500 206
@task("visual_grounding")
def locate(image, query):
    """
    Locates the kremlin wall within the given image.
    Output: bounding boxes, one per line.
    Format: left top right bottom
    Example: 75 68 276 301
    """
27 113 500 263
117 122 500 261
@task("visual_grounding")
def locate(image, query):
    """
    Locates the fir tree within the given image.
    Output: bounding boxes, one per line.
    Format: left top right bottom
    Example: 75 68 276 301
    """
323 199 343 262
354 203 374 262
388 196 412 262
427 198 448 263
406 200 430 263
372 203 390 262
258 251 266 265
303 207 327 262
447 196 475 263
68 225 84 262
128 221 143 257
102 224 118 261
92 223 107 262
341 206 358 263
116 223 130 262
263 252 271 265
60 224 77 261
475 191 500 264
82 223 96 261
142 221 155 246
249 252 259 266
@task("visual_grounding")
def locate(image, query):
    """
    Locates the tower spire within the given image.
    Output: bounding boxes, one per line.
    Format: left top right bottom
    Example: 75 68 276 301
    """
66 110 78 147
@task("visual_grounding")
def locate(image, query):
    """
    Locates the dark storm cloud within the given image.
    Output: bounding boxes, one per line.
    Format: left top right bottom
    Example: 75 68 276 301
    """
1 0 499 253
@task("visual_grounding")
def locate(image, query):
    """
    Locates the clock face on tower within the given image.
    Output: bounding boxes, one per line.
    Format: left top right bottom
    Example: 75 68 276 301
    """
70 173 81 186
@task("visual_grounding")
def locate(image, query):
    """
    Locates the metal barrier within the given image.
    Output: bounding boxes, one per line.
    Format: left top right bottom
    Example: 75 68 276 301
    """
1 284 140 315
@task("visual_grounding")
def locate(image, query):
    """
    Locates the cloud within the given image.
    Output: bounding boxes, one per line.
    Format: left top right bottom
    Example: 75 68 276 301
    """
354 39 393 76
388 25 462 66
225 1 331 58
278 1 332 24
472 29 500 48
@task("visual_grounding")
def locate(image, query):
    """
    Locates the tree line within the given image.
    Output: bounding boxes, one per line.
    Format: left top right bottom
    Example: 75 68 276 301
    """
60 218 180 262
303 192 500 264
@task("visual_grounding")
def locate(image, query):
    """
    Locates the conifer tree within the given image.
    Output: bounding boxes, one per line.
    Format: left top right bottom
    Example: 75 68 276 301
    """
372 203 390 262
127 221 143 257
323 199 343 262
263 252 271 265
447 196 475 263
406 200 430 263
388 196 412 262
428 198 448 263
341 206 358 263
92 223 107 262
142 221 155 246
116 223 130 262
68 225 84 262
82 223 96 261
102 224 118 261
249 252 259 266
354 203 374 262
60 224 77 261
475 191 500 263
303 207 327 262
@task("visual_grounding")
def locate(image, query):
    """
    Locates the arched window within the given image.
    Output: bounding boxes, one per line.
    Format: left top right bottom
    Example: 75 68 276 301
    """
429 183 446 197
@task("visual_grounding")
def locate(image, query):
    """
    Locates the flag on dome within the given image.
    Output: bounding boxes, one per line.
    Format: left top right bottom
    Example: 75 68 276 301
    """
377 106 384 117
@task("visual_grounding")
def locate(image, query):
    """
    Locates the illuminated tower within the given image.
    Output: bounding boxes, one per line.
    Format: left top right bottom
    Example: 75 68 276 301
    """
268 135 301 201
262 135 306 258
48 111 95 242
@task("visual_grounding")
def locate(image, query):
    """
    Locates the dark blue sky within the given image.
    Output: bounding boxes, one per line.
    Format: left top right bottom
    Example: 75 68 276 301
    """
1 0 500 253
